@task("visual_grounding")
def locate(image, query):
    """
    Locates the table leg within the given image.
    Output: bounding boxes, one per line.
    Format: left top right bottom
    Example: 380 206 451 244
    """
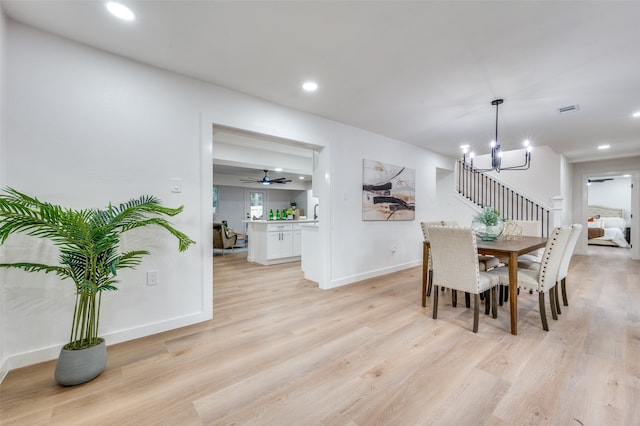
508 252 518 335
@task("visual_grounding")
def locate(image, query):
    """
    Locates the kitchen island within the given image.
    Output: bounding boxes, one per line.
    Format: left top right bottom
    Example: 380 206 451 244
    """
246 219 318 266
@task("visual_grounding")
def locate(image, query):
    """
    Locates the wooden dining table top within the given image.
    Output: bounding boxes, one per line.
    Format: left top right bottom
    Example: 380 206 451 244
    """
475 236 548 256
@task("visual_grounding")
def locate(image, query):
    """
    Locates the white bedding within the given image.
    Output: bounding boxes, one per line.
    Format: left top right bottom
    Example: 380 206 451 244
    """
591 226 629 248
588 214 629 248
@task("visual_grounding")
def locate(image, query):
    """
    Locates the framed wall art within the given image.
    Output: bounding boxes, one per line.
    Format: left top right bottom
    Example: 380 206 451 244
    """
362 159 415 221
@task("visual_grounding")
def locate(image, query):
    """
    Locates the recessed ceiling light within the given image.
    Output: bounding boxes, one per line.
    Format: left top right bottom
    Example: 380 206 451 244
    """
106 2 135 21
302 81 318 92
633 111 640 118
597 144 610 150
274 167 283 172
299 176 305 180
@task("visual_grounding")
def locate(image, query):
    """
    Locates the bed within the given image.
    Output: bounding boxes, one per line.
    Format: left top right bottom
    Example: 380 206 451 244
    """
587 205 630 248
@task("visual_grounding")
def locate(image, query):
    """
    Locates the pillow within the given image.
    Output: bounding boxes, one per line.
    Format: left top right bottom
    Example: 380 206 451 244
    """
600 216 625 231
587 219 604 229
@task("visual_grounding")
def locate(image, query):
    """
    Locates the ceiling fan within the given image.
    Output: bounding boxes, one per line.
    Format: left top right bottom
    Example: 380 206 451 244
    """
588 178 614 183
240 169 291 185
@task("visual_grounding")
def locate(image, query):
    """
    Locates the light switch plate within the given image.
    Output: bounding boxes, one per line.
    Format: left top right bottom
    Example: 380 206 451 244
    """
171 178 182 193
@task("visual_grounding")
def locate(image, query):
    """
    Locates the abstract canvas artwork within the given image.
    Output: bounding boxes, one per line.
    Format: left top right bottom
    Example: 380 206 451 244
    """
362 159 415 221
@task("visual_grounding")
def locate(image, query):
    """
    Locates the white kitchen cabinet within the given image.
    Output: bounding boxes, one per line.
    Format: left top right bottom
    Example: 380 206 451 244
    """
293 230 302 256
266 225 293 259
246 220 314 265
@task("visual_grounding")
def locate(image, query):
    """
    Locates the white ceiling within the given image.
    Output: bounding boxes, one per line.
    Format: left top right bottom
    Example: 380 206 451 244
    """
3 0 640 164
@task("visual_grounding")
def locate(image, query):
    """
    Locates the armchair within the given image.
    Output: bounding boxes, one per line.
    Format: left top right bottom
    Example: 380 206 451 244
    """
213 222 237 254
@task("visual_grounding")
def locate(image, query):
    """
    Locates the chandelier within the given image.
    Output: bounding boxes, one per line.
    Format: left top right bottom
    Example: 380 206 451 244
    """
461 99 532 172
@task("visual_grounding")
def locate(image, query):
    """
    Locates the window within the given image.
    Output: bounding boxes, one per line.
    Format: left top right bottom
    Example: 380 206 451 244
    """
249 191 265 220
212 186 218 213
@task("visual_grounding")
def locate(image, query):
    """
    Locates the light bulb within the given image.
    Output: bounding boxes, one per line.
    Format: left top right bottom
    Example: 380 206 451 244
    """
106 2 135 21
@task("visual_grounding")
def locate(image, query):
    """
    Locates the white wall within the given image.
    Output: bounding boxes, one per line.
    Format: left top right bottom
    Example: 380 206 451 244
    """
326 125 456 288
213 185 245 230
435 168 478 226
3 20 213 372
0 4 8 379
484 145 563 208
2 20 452 372
559 155 573 226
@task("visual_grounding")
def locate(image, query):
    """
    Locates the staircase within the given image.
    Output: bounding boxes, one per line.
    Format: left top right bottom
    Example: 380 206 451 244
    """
456 160 551 237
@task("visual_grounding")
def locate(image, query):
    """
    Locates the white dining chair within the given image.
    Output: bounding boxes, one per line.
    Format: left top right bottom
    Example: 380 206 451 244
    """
427 226 500 333
558 224 583 307
421 220 499 302
493 225 573 331
517 223 582 314
497 220 542 305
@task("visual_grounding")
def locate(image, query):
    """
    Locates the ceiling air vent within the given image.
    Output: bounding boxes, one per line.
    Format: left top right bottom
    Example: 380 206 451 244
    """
558 104 580 114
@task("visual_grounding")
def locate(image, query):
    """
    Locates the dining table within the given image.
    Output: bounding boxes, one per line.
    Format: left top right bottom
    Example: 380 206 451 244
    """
422 235 547 335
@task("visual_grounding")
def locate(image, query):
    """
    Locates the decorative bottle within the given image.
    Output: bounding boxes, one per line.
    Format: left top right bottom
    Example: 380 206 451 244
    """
269 209 274 220
276 209 280 220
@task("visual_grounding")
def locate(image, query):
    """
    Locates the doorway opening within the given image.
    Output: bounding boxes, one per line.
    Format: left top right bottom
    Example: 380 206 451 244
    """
585 173 633 257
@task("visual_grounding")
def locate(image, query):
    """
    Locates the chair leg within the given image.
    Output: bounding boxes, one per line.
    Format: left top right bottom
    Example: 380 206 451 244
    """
426 270 433 297
554 285 561 315
538 293 549 331
465 292 471 308
422 275 427 307
561 277 569 306
491 287 498 319
452 290 457 307
498 284 509 306
549 288 558 321
473 294 480 333
432 286 439 319
484 290 490 315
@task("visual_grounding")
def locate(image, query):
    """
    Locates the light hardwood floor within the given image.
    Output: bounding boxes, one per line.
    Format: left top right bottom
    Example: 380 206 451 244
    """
2 247 639 425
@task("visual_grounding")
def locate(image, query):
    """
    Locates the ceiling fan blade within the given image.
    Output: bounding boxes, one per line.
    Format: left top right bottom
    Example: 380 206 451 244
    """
238 170 290 185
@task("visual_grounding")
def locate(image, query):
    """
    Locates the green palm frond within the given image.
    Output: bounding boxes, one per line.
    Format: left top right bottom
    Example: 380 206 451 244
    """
0 262 69 277
0 187 195 347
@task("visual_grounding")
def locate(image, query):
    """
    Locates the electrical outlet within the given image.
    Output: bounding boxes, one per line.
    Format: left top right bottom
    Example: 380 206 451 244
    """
147 270 159 286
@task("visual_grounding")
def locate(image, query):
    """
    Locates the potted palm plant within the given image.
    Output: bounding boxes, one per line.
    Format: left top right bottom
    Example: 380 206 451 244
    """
0 188 195 385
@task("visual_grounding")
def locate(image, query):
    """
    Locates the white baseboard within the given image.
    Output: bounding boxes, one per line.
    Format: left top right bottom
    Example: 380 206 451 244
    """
0 310 211 382
326 259 421 290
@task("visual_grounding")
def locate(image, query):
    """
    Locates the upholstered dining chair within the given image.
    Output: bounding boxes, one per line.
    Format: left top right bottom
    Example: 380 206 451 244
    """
497 219 543 265
427 226 500 333
493 225 573 331
557 224 583 307
496 219 542 305
421 221 458 298
518 224 582 314
421 221 499 303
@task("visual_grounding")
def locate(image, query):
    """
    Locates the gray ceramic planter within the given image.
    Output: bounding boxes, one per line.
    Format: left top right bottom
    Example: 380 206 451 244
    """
54 338 107 386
